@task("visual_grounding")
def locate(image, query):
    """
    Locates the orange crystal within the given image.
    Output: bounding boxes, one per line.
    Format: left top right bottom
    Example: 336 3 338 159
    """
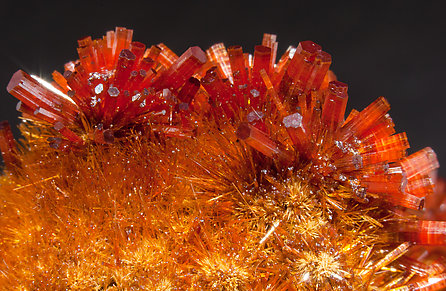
321 80 348 132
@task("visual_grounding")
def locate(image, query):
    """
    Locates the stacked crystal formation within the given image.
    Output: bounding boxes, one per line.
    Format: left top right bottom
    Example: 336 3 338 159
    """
0 28 445 289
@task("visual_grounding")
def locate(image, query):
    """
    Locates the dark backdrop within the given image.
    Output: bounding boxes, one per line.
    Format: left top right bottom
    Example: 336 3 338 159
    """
1 1 445 177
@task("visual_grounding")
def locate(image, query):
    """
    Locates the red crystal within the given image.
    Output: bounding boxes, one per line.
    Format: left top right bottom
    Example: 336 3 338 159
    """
201 67 236 119
400 221 446 245
114 49 137 89
307 51 332 91
261 33 278 71
228 45 249 88
53 121 84 145
0 121 19 169
153 46 206 92
253 45 272 76
7 70 79 124
110 27 134 67
321 81 348 132
278 40 322 96
237 122 289 160
129 41 146 62
176 77 201 104
341 96 391 142
145 45 162 61
207 43 233 82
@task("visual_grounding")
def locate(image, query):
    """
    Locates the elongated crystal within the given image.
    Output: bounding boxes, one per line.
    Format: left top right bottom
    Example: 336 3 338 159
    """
272 46 295 85
401 147 439 179
260 69 288 117
343 109 359 126
207 43 233 82
307 51 332 90
342 97 391 141
7 70 79 123
113 49 137 89
17 101 57 123
177 77 200 104
51 71 70 94
379 191 424 210
400 221 446 245
397 255 431 276
228 46 248 87
145 45 162 60
201 67 234 118
372 133 409 155
54 121 84 145
63 69 92 110
363 170 406 196
253 45 272 75
249 45 272 107
237 122 289 160
77 36 96 72
129 41 146 64
150 125 194 138
157 43 179 67
360 133 409 166
103 30 115 68
262 33 278 72
283 112 310 153
405 175 435 197
155 46 207 92
360 114 395 141
92 38 107 69
278 41 321 95
112 27 133 67
321 81 348 132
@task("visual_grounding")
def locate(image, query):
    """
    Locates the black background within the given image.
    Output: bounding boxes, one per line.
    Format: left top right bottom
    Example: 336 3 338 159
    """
0 1 445 177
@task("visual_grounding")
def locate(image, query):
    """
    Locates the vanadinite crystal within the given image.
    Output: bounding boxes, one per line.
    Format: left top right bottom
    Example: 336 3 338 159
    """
7 28 206 146
0 27 444 290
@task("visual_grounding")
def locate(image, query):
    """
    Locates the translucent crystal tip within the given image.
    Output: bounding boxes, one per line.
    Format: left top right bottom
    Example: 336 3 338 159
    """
190 46 207 64
7 70 25 93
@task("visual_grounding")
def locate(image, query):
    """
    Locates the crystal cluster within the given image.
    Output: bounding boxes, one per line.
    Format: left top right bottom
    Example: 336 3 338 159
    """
0 28 444 290
203 36 438 212
7 28 206 147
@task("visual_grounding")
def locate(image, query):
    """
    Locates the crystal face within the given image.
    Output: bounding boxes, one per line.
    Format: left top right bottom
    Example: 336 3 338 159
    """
283 112 303 128
0 28 443 290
